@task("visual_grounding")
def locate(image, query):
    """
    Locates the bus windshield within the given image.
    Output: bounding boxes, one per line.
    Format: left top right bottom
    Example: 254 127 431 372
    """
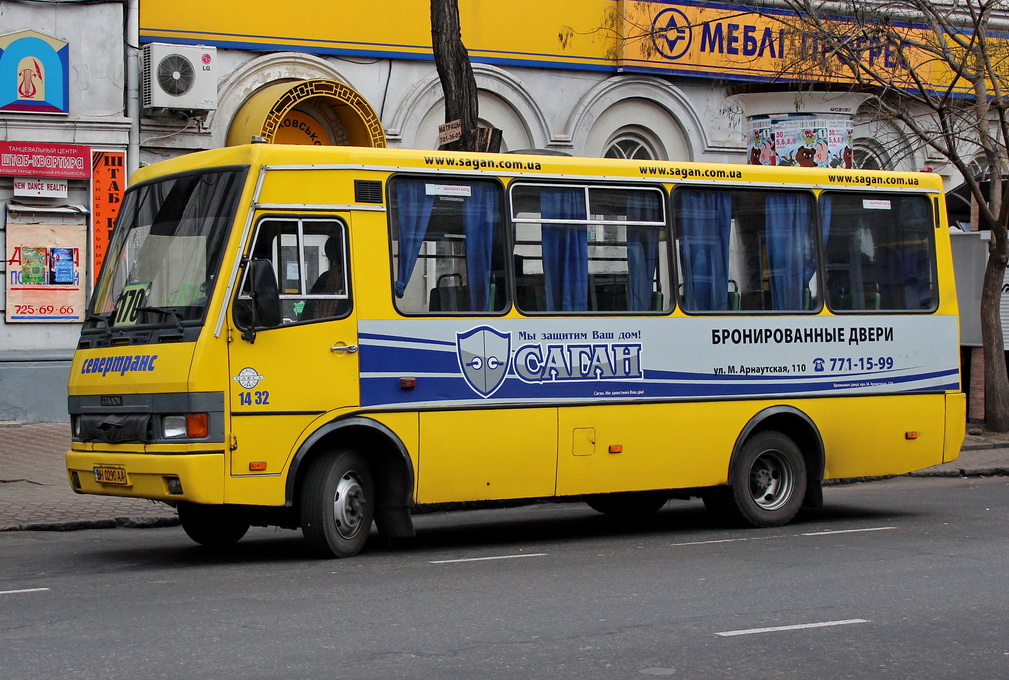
87 168 245 335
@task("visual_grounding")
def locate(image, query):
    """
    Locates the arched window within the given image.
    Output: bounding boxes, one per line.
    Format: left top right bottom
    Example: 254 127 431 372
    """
605 135 656 160
967 154 1007 181
853 143 889 170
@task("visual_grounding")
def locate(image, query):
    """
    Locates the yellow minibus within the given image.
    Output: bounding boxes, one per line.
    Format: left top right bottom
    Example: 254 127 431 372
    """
66 144 966 557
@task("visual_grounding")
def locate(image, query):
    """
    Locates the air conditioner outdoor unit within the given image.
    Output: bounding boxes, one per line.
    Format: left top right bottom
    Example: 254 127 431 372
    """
142 43 218 112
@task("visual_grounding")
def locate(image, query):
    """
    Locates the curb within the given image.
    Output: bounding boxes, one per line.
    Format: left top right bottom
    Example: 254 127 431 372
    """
961 442 1009 451
0 516 179 533
909 467 1009 478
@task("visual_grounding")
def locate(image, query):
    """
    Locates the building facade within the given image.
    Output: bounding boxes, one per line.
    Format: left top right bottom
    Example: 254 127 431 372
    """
0 0 966 422
1 1 131 422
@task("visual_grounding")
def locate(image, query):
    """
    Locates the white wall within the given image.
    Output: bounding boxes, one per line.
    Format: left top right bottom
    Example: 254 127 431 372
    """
0 2 131 421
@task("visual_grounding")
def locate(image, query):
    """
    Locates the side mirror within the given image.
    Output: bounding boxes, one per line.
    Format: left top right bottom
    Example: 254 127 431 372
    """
236 259 281 342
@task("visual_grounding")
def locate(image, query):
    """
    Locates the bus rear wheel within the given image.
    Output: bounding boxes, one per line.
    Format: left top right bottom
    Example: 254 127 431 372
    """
704 430 806 528
300 449 375 558
177 502 250 547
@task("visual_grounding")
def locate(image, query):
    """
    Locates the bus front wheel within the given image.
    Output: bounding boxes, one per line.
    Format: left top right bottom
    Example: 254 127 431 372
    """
704 430 806 528
177 502 250 547
300 449 375 558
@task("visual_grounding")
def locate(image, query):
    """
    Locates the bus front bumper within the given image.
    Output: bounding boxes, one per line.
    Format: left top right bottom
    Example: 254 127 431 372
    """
66 449 225 504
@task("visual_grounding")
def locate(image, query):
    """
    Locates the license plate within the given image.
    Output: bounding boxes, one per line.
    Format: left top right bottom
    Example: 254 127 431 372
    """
93 466 129 486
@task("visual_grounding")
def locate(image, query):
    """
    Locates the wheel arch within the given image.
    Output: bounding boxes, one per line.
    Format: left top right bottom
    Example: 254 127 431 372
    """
286 416 415 524
729 406 825 500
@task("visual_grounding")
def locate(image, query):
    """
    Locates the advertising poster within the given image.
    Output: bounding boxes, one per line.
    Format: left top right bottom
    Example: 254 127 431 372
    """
91 151 126 285
773 119 818 167
773 118 853 168
5 222 87 322
746 119 775 166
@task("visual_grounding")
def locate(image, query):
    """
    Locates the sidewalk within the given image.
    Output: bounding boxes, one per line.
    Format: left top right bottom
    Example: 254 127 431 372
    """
1 423 1008 532
0 423 178 531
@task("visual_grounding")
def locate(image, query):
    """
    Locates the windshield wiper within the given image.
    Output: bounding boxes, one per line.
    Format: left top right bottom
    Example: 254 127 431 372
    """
84 312 113 340
136 306 184 333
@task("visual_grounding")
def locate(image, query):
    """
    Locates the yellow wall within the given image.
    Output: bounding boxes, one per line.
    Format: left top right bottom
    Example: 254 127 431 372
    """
140 0 617 71
140 0 978 92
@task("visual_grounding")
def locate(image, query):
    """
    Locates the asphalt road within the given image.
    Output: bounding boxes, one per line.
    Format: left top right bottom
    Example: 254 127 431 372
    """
1 476 1007 680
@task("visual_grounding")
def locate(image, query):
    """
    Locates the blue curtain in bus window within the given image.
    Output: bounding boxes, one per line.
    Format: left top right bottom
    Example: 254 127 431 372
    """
626 192 661 311
765 193 813 310
888 197 933 309
542 187 588 311
393 180 435 297
462 183 499 311
679 189 732 311
820 195 844 307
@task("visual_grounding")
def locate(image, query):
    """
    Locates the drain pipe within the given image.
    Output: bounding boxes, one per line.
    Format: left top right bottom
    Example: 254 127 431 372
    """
126 0 140 176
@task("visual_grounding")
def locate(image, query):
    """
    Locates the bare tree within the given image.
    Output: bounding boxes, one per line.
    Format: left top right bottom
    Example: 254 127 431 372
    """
568 1 1009 428
764 1 1009 429
430 0 479 151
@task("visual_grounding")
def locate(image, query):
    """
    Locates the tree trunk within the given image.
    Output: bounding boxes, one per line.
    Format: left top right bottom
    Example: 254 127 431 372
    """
431 0 479 151
980 234 1009 431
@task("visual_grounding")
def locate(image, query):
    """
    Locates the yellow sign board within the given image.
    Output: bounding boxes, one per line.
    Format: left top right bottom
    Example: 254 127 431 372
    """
617 1 985 95
619 2 934 86
139 0 615 72
139 0 980 94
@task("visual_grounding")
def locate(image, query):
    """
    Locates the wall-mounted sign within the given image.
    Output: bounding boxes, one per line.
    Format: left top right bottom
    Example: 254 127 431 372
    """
13 178 68 198
274 109 334 146
438 119 463 146
620 1 965 93
0 29 70 114
5 222 87 322
746 117 853 169
91 150 126 285
0 141 90 179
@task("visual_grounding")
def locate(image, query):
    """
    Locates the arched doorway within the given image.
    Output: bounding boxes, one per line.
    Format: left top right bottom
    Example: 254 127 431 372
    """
226 79 386 147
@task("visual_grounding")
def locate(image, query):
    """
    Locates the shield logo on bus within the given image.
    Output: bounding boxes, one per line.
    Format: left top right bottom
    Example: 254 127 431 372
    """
457 326 511 398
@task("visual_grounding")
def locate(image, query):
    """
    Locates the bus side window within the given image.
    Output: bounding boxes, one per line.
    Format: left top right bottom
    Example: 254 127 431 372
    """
673 188 817 313
236 218 350 327
510 184 670 314
389 177 507 314
821 192 937 312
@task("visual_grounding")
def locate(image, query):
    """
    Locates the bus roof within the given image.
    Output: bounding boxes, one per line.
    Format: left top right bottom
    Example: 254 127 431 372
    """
130 143 946 193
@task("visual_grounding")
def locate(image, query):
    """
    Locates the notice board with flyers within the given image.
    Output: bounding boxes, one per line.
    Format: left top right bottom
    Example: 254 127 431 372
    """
4 206 88 322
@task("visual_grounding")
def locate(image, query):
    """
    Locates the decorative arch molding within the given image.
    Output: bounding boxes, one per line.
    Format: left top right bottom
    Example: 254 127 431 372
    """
210 52 356 147
386 64 549 149
852 114 918 172
564 76 709 160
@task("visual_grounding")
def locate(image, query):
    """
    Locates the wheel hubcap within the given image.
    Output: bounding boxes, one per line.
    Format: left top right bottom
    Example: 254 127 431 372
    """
333 471 366 539
748 449 794 511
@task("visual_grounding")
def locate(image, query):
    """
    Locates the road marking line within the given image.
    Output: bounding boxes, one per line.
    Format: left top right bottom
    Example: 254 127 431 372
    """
429 553 547 564
0 587 51 596
669 534 787 547
801 527 896 536
717 619 869 637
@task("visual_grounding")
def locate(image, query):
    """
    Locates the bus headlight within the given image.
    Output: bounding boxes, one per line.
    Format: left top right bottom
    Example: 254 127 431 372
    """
163 413 210 439
163 415 187 438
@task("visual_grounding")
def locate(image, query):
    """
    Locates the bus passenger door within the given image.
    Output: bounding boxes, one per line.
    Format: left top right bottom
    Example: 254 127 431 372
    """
226 215 358 479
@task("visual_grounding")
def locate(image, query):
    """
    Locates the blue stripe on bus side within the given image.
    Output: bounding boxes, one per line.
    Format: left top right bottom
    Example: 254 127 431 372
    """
359 372 958 406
